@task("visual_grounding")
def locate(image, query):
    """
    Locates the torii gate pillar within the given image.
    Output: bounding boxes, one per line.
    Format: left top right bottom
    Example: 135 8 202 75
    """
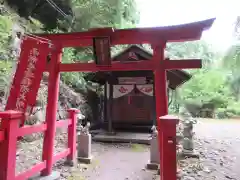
152 42 169 179
152 42 202 179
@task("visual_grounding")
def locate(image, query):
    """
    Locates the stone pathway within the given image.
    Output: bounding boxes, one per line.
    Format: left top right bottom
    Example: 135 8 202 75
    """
53 142 159 180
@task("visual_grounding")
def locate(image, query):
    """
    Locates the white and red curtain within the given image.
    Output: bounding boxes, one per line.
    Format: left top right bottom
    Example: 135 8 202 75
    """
110 84 154 98
107 83 157 99
112 85 134 98
136 84 153 96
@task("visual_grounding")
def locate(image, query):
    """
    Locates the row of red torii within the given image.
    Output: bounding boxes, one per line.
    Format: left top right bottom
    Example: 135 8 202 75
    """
0 18 215 180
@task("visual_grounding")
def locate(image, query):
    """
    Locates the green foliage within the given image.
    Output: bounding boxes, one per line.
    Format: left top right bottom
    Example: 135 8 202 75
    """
166 41 218 67
0 61 13 95
59 0 140 90
221 17 240 102
61 48 87 90
70 0 139 30
0 15 13 57
226 102 240 116
215 102 240 119
180 69 232 108
166 39 240 118
222 44 240 72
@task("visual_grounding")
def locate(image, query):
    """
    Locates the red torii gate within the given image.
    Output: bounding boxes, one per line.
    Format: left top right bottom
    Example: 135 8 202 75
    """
39 18 214 122
40 18 214 180
2 18 214 180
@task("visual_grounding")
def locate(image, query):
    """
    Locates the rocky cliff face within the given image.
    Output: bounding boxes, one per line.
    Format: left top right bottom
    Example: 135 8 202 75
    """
5 0 73 29
0 3 100 131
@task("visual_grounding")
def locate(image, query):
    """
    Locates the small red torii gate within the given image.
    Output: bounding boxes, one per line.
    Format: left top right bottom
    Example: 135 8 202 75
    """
0 18 214 180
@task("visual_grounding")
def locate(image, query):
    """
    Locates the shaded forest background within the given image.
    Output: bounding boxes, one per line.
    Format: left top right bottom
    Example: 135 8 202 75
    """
0 0 240 119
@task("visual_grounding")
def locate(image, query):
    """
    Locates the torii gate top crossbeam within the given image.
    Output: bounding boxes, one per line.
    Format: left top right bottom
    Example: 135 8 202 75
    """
34 18 215 47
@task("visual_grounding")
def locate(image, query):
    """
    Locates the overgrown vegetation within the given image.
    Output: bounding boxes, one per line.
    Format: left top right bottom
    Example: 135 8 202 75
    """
0 1 239 119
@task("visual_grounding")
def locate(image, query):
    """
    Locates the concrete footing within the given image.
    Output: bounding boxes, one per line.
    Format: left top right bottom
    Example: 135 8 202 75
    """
179 150 200 159
64 159 76 167
146 162 159 170
78 156 93 164
29 171 60 180
92 131 151 145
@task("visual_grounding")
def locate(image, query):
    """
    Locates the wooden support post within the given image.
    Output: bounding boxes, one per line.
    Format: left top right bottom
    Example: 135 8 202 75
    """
107 82 113 133
160 115 179 180
41 46 62 176
0 110 23 180
104 82 108 124
152 79 156 125
66 108 80 166
152 42 168 179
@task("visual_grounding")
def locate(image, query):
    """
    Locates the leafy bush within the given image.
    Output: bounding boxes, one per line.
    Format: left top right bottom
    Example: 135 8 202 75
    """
215 102 240 119
215 108 227 119
226 102 240 116
180 69 232 108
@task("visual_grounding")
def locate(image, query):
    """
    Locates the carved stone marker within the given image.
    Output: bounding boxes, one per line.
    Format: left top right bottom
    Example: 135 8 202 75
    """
179 111 199 158
77 122 93 164
146 125 160 170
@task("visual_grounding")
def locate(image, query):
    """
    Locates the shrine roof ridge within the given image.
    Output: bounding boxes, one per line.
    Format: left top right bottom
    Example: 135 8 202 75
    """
111 45 152 60
84 45 193 89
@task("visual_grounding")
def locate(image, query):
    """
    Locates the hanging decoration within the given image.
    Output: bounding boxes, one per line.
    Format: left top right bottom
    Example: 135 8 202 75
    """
113 85 134 98
136 84 153 96
16 47 39 112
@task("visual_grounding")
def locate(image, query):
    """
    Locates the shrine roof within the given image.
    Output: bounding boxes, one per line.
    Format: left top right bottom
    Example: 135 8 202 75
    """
84 45 192 89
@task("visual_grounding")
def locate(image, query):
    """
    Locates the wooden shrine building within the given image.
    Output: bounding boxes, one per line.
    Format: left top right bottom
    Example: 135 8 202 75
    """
85 45 192 131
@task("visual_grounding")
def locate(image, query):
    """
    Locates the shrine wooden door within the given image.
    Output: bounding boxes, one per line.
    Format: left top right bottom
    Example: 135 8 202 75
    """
112 84 155 126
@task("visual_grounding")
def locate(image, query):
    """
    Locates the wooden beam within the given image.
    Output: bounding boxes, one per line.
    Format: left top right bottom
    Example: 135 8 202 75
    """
59 61 155 72
163 59 202 69
59 58 202 72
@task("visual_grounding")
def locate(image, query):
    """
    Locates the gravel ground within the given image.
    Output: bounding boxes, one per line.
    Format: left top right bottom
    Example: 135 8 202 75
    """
184 119 240 180
15 119 240 180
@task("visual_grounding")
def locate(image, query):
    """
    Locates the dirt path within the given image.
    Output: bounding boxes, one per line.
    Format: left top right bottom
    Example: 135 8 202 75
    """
53 142 159 180
15 119 240 180
69 143 159 180
15 131 159 180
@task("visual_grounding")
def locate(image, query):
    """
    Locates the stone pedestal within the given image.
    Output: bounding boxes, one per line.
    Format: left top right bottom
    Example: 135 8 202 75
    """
181 148 199 158
146 136 160 170
77 133 93 164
